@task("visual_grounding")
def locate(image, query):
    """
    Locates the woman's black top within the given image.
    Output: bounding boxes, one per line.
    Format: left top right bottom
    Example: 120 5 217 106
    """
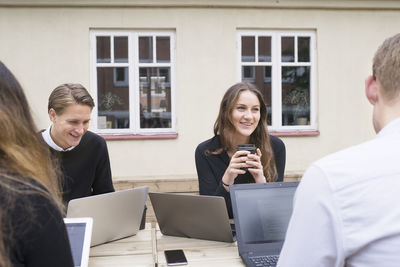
195 135 286 218
0 176 74 267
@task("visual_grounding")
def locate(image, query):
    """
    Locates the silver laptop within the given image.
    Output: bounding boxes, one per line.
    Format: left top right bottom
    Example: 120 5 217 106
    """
67 186 148 246
149 192 234 242
230 182 299 267
64 217 93 267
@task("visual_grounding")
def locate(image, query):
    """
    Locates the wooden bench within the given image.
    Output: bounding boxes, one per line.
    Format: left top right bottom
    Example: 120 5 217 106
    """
113 172 303 225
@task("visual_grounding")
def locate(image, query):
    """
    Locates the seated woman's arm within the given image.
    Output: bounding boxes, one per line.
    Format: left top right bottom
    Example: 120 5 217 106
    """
195 146 229 198
270 136 286 182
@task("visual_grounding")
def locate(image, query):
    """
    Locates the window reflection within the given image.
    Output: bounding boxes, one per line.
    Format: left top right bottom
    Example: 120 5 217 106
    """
281 66 310 125
258 36 271 62
156 36 170 63
242 66 272 125
96 37 111 63
139 67 171 129
242 36 255 62
97 67 129 129
281 37 294 62
114 36 128 63
139 37 153 63
298 37 310 62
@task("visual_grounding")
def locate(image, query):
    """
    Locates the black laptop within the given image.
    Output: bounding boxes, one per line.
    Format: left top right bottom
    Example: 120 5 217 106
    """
230 182 299 267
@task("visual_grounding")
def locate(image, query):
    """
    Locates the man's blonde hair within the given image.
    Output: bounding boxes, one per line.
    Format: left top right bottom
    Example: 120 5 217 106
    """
48 83 94 115
373 33 400 100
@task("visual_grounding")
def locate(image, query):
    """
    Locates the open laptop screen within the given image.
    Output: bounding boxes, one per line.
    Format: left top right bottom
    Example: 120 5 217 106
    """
64 218 93 267
233 183 297 244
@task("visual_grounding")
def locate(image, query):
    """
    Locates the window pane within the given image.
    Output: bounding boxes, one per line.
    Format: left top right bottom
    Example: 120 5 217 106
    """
139 67 171 129
97 67 129 129
114 36 128 63
96 36 111 63
139 36 153 63
241 66 272 125
298 37 310 62
281 37 294 62
156 36 170 63
258 36 271 62
242 66 255 81
241 36 255 62
282 66 310 125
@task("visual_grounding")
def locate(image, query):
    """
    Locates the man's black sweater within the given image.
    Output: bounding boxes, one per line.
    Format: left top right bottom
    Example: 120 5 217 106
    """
48 131 115 203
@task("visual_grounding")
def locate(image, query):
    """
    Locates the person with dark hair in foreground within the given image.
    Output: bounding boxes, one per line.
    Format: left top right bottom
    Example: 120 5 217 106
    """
0 61 73 266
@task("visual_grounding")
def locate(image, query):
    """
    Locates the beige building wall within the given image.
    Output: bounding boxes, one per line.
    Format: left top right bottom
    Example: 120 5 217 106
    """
0 0 399 181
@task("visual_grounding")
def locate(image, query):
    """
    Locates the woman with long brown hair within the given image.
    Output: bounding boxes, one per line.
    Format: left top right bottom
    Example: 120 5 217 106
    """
195 82 286 218
0 61 73 266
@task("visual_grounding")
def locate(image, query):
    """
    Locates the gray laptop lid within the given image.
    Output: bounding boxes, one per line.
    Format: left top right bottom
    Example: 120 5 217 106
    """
230 182 299 256
149 192 234 242
67 186 148 246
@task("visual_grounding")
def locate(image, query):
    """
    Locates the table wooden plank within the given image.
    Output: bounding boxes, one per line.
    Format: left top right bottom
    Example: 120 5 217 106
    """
156 230 244 266
90 228 153 257
158 257 245 267
156 231 236 250
88 254 154 267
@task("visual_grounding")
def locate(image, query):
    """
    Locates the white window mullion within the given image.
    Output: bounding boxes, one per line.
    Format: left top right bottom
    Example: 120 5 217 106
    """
130 33 138 134
90 32 99 130
110 35 114 63
152 35 157 64
294 35 298 63
310 34 317 129
170 33 177 132
255 34 259 63
237 32 242 80
273 32 282 129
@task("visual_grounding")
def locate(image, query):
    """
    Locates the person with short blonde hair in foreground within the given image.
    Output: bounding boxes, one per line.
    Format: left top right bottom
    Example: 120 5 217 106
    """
277 33 400 267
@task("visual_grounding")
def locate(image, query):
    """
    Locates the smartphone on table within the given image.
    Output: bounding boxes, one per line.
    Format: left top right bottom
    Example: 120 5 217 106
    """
164 249 188 266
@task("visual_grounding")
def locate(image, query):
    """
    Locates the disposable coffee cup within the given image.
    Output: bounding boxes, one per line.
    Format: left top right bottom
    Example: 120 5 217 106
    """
237 144 256 154
237 144 256 170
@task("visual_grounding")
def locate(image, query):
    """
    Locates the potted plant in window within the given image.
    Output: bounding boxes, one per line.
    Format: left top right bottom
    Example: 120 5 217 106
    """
99 92 123 111
283 86 309 125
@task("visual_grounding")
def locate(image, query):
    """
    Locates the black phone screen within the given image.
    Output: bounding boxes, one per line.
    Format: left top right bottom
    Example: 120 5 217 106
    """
164 249 188 265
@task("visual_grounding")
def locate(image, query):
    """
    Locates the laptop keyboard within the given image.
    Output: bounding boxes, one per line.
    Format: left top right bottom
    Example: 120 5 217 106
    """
249 255 279 267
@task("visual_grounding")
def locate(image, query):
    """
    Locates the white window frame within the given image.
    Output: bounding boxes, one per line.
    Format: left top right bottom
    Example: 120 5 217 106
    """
90 30 176 135
237 30 317 132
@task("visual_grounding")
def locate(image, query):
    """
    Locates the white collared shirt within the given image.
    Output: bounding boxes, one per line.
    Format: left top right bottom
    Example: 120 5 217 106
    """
278 117 400 267
42 125 76 152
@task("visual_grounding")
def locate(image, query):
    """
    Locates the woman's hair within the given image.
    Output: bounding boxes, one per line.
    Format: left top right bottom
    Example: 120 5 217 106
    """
0 61 64 262
48 83 95 115
0 61 62 201
213 82 277 182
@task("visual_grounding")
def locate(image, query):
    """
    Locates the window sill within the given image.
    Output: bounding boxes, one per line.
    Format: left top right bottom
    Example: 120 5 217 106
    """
270 131 320 137
100 133 178 140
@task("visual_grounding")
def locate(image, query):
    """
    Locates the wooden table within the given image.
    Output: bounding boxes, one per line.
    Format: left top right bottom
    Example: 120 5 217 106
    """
156 230 243 266
89 224 155 267
88 223 245 266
